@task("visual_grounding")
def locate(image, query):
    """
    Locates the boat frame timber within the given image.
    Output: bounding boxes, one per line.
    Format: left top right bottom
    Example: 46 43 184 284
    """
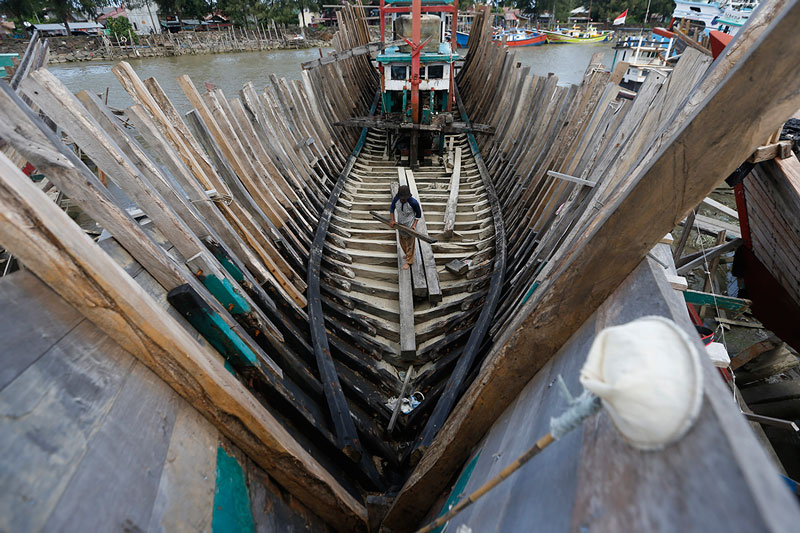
383 0 800 527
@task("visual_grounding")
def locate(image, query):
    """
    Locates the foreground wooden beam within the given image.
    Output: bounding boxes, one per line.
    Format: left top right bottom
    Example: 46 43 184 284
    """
0 151 368 532
301 39 405 69
384 0 800 527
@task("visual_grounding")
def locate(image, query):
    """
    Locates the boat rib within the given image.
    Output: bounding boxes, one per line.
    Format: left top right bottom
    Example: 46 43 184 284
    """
313 127 498 442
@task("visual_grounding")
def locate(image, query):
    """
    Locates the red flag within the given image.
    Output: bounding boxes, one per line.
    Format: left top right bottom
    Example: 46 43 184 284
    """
613 9 628 25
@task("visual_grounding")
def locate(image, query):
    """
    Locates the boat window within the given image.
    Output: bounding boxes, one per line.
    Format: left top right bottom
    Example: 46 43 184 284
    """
427 65 444 79
690 6 701 12
390 65 407 80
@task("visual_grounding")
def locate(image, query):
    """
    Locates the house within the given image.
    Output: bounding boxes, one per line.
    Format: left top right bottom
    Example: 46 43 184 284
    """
203 13 232 31
298 8 320 27
32 22 104 36
97 3 161 35
126 2 161 34
568 5 591 23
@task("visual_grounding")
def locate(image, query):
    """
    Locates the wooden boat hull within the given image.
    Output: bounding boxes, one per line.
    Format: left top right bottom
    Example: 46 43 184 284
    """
542 30 613 43
493 32 547 47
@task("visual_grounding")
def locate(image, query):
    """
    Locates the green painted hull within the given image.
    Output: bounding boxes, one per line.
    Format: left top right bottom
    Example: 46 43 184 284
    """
542 31 613 43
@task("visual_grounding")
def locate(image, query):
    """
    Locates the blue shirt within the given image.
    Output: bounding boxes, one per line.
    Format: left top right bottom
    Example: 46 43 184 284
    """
390 195 422 226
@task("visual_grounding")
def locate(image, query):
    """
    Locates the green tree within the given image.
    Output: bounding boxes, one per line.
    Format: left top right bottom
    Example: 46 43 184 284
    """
106 14 138 42
0 0 46 24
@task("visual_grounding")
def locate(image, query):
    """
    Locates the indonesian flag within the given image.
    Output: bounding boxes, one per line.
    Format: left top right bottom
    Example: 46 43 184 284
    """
613 9 628 25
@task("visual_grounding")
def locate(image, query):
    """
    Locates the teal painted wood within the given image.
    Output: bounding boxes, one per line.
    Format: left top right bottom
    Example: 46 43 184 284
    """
202 275 251 316
212 447 255 533
168 284 259 368
683 289 751 311
432 451 481 533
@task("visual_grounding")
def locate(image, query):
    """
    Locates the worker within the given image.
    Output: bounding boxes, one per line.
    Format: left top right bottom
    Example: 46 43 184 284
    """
389 185 421 270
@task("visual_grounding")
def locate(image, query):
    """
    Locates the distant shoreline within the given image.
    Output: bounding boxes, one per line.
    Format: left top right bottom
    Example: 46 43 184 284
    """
0 32 331 65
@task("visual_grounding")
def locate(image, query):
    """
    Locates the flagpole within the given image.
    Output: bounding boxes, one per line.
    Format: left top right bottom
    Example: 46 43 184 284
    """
644 0 653 30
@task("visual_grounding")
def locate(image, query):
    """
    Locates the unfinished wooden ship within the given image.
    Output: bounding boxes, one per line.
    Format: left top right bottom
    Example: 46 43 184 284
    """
2 0 800 531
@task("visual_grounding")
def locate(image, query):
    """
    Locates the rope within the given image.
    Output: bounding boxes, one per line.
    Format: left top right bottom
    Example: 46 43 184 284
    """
550 390 602 439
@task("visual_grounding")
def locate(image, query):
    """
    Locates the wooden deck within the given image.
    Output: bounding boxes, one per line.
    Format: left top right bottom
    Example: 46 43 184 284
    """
0 271 327 532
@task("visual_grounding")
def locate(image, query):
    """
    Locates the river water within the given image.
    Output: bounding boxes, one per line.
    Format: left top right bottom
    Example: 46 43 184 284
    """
50 42 616 115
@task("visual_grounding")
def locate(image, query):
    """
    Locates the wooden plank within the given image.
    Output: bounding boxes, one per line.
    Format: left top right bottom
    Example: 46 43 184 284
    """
147 401 218 533
406 169 442 302
673 209 696 260
302 39 404 69
43 361 180 531
370 211 437 243
5 81 285 376
545 169 596 187
0 151 368 531
0 271 83 391
399 169 427 298
690 214 742 239
702 196 739 219
676 238 743 274
731 335 781 371
392 181 417 358
748 140 794 163
442 146 462 239
683 289 751 311
0 319 135 532
0 84 183 291
735 343 799 384
385 1 800 526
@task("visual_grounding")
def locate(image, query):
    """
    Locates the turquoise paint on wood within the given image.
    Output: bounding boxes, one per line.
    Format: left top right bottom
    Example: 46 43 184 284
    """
521 281 540 305
432 451 481 533
212 446 255 533
683 290 751 311
202 275 251 316
172 292 258 368
218 256 245 283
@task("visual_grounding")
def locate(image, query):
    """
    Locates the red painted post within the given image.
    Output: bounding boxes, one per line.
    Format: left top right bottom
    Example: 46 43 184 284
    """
380 0 386 42
411 0 421 125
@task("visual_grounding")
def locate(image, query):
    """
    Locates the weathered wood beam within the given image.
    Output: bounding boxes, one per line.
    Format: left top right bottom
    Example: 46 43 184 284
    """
0 151 368 532
683 289 751 312
302 39 405 70
546 169 596 187
702 196 739 219
370 211 438 243
406 169 442 302
391 181 417 358
675 238 743 274
384 0 800 526
335 117 495 134
397 170 428 298
748 139 793 163
442 146 462 239
306 93 381 462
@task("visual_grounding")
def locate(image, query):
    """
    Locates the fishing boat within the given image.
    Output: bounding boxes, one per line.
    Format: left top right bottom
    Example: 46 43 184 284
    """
541 23 613 43
671 0 759 37
612 27 677 89
492 27 547 46
445 29 470 46
2 0 800 531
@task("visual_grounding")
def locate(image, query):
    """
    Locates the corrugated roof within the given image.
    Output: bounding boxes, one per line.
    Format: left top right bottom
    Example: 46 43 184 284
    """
33 22 104 30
